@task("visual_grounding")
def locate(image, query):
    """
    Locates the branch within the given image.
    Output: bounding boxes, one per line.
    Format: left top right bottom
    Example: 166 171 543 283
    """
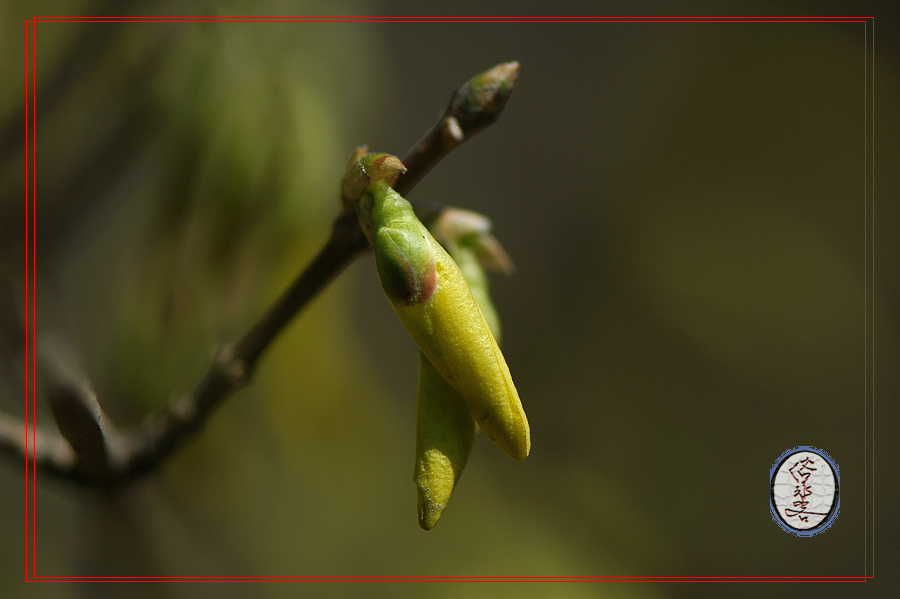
47 387 109 477
0 411 77 480
397 61 519 195
1 62 521 488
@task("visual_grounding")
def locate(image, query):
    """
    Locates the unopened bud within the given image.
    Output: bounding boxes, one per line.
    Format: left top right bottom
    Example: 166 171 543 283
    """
413 240 505 530
447 61 520 132
362 180 530 461
340 149 406 218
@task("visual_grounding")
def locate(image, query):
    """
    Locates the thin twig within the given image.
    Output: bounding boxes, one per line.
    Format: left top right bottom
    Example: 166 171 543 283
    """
0 62 521 488
38 337 112 481
398 61 519 193
0 411 76 478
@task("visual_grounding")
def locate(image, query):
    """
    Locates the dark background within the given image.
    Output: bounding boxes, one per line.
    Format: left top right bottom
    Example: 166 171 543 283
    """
0 2 895 598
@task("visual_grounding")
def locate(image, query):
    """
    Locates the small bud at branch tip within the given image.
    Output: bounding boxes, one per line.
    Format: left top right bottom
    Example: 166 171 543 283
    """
448 61 521 131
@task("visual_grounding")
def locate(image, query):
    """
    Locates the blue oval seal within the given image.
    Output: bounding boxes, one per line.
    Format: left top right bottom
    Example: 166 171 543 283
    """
770 446 840 536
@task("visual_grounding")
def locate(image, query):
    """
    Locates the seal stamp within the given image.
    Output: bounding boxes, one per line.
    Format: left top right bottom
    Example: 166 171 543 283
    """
770 446 840 536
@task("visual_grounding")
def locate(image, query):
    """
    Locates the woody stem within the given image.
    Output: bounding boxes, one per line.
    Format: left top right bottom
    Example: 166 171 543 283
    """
0 62 521 488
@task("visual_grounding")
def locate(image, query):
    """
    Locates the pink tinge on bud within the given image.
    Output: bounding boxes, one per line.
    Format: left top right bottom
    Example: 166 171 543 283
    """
409 258 438 305
374 226 439 307
396 244 438 306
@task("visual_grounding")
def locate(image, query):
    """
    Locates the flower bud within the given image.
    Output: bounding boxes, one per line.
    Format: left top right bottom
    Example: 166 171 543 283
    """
413 352 477 530
413 241 504 530
340 148 406 220
360 179 530 461
432 207 515 275
447 61 520 133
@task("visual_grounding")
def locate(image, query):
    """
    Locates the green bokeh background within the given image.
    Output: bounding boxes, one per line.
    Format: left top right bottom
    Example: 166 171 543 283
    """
1 2 896 598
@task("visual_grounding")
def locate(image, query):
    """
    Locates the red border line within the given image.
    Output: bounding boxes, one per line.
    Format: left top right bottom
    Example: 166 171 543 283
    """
27 16 37 584
24 16 875 583
23 17 30 584
30 576 874 582
863 17 868 580
32 15 38 582
867 15 876 582
30 17 871 24
859 16 875 582
32 18 37 580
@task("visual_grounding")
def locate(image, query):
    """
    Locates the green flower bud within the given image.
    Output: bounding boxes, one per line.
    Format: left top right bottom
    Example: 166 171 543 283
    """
360 179 530 461
431 207 515 275
447 61 519 133
340 147 406 220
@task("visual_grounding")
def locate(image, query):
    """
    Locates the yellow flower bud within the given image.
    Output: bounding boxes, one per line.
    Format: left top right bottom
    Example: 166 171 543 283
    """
360 179 530 461
413 352 477 530
413 240 506 530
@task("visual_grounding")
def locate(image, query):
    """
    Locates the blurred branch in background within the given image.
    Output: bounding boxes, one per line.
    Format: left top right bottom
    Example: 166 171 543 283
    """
0 59 521 490
0 0 145 167
1 18 180 264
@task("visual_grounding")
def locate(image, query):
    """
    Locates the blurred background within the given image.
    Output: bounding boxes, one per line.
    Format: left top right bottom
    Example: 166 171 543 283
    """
1 1 896 598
